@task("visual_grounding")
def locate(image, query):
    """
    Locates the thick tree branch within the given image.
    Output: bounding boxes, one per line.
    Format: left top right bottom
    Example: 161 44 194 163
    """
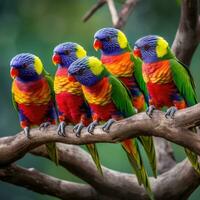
1 103 200 167
0 165 99 200
82 0 106 22
154 138 176 174
31 144 200 200
172 0 200 65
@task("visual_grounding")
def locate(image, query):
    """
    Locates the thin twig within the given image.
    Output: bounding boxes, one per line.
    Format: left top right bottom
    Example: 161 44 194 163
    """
115 0 138 29
106 0 119 25
82 0 107 22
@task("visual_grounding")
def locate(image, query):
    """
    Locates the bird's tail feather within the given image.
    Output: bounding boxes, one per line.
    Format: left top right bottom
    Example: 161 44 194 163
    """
86 144 103 175
122 139 154 200
185 127 200 174
138 136 157 178
46 142 59 165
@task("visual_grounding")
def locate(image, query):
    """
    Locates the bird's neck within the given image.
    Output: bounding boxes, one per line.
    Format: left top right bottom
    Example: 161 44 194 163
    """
17 74 42 82
101 48 127 56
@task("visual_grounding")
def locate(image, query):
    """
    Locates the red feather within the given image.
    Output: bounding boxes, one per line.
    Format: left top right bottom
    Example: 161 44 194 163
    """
147 82 178 108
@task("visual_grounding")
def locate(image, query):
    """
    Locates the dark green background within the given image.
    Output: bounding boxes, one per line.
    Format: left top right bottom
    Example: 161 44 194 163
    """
0 0 199 199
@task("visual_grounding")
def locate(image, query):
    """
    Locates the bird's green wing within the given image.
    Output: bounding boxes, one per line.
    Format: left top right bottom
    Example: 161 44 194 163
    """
130 54 149 105
109 75 136 117
42 68 55 100
170 59 197 106
11 82 18 111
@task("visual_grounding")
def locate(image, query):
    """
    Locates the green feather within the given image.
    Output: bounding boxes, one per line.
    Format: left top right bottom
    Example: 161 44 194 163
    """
109 74 136 117
170 59 197 106
12 82 18 112
108 73 153 199
42 68 55 100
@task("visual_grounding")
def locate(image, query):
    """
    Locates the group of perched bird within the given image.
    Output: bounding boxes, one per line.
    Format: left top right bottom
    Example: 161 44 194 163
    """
10 27 200 199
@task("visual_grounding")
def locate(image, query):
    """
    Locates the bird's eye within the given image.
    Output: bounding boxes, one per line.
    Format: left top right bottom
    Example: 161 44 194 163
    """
105 36 111 42
78 68 85 75
22 63 28 68
64 50 70 55
144 44 150 51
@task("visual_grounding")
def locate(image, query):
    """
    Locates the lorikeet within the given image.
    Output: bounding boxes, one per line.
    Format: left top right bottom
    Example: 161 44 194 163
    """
10 53 58 165
68 56 154 199
93 27 157 177
52 42 102 174
134 35 200 174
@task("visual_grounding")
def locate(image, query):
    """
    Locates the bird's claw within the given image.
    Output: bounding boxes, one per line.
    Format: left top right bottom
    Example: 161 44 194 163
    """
24 127 30 139
165 106 177 119
73 122 84 137
102 119 116 133
57 121 66 137
39 122 51 130
146 105 156 118
87 120 99 134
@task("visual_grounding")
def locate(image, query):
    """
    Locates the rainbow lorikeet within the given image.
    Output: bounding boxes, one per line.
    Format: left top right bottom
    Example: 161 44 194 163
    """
52 42 102 174
68 56 154 199
93 27 157 177
134 35 200 174
10 53 58 165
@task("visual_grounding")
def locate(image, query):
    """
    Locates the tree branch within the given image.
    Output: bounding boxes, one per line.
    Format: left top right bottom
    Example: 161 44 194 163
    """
1 103 200 167
115 0 139 29
82 0 106 22
0 165 99 200
172 0 200 65
106 0 119 25
154 138 176 174
31 144 200 200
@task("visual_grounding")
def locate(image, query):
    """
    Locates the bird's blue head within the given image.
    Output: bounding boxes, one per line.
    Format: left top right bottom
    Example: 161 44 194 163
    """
68 56 104 87
10 53 43 82
52 42 87 68
134 35 170 63
93 27 128 55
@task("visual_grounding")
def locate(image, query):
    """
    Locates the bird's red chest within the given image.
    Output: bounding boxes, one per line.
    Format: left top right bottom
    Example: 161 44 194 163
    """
89 102 119 121
18 103 51 126
56 92 85 124
147 82 178 108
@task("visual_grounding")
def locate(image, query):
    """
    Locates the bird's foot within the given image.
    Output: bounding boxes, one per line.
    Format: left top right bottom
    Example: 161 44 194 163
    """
146 105 156 118
165 106 177 119
39 122 51 130
102 119 116 133
87 120 99 134
24 126 30 139
57 121 66 137
73 122 84 137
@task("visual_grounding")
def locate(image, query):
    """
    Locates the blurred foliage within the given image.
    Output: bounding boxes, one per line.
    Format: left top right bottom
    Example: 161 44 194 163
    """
0 0 199 199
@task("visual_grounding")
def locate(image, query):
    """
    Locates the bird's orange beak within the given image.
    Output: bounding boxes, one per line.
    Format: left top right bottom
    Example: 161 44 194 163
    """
93 39 102 51
52 54 61 65
10 67 19 79
68 74 77 82
133 48 142 58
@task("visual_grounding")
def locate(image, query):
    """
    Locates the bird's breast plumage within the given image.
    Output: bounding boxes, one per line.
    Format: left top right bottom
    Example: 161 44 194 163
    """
82 77 112 106
82 77 121 121
101 52 133 77
12 77 51 105
142 60 172 84
54 68 82 95
143 60 186 109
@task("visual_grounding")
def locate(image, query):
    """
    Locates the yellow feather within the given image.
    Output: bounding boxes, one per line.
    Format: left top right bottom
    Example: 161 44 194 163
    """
34 56 43 75
117 30 128 49
156 37 168 58
88 57 103 76
76 45 87 58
